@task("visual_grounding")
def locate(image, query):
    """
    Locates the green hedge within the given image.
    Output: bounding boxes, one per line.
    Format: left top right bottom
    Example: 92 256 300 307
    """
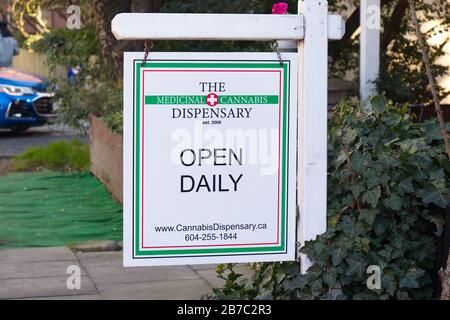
12 140 90 172
209 97 449 300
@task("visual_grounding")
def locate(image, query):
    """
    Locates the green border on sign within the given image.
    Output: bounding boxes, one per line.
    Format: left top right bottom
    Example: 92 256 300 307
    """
133 60 290 257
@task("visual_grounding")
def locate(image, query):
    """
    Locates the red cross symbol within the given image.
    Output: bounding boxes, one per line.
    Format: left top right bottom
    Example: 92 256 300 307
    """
206 93 219 107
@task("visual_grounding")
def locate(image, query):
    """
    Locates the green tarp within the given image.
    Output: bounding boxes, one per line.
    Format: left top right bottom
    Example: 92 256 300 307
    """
0 170 122 249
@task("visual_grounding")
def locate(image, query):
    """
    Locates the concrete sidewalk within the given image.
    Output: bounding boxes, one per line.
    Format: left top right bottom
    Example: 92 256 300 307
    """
0 247 253 300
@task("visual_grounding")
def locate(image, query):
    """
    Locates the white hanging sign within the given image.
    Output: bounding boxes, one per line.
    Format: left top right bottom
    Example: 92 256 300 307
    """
123 52 297 266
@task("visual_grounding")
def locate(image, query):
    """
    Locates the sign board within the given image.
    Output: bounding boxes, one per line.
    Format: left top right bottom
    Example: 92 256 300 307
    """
123 52 297 266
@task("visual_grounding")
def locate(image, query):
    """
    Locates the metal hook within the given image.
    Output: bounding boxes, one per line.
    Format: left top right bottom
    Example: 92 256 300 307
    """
141 40 154 66
270 41 284 66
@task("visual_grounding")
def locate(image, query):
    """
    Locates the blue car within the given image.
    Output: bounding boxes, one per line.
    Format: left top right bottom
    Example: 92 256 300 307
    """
0 68 56 132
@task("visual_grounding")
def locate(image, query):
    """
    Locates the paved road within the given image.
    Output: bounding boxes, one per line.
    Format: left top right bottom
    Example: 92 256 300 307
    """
0 125 88 158
0 247 253 300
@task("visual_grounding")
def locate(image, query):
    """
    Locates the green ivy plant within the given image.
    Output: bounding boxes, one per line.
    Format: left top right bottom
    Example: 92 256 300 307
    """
208 97 449 300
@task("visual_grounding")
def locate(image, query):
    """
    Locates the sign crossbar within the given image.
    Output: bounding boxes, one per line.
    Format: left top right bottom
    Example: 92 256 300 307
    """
112 13 344 41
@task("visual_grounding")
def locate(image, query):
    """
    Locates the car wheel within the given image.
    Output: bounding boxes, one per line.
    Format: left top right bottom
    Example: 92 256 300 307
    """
11 127 30 133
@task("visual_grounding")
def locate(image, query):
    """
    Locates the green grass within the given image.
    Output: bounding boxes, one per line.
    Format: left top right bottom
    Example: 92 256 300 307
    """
12 140 90 172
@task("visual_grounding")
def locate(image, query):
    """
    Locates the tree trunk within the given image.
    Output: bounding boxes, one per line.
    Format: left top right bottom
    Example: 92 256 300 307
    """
92 0 130 81
439 252 450 300
380 0 409 51
130 0 162 13
407 0 450 160
122 0 162 52
91 0 162 78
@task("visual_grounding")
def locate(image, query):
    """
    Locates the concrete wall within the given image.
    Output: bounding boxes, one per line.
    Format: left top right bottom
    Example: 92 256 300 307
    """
12 50 50 77
12 49 66 79
89 115 123 203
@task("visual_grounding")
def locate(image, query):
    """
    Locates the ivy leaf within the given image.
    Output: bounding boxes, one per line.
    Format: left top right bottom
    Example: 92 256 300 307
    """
410 154 433 169
382 272 398 296
422 120 442 143
360 237 371 252
429 168 444 180
366 169 380 189
383 193 402 211
358 209 377 226
373 216 389 236
370 95 387 111
399 138 427 154
309 279 323 291
399 269 426 289
420 187 447 208
350 182 365 199
345 254 366 277
396 291 411 300
379 174 390 186
322 270 338 287
343 128 358 145
362 186 381 208
328 214 340 229
351 151 372 174
335 151 347 168
351 150 364 173
392 233 403 249
284 275 308 292
423 211 445 236
330 247 347 266
397 177 414 195
338 216 365 237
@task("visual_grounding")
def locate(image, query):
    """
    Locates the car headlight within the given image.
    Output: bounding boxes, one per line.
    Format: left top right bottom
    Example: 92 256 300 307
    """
0 84 35 96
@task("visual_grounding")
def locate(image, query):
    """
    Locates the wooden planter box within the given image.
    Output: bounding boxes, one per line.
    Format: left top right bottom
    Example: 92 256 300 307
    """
89 115 123 203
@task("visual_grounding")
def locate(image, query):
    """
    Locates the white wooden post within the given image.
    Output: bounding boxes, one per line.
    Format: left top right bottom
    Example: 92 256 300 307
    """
297 0 329 274
360 0 381 104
